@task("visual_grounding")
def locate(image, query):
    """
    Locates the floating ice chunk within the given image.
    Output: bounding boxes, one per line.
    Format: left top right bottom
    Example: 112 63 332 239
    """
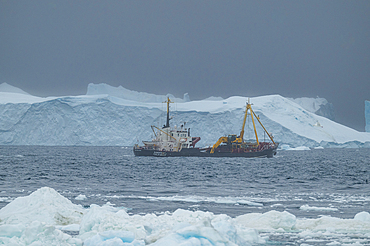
83 230 144 246
213 214 264 244
288 146 311 151
175 224 230 245
314 146 324 149
354 211 370 222
80 207 264 245
0 221 82 245
78 204 146 242
0 187 84 225
6 187 370 245
0 196 13 203
75 194 87 200
280 144 311 150
144 195 264 207
296 215 370 232
279 144 291 150
235 210 296 231
236 200 263 207
326 241 341 245
149 232 206 246
300 205 338 211
270 204 284 208
150 213 262 246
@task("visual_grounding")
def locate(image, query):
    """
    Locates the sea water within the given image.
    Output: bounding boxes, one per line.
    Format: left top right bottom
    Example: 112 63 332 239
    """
0 146 370 245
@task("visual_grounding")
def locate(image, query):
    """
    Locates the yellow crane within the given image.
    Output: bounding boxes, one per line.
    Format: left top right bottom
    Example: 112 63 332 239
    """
210 100 275 154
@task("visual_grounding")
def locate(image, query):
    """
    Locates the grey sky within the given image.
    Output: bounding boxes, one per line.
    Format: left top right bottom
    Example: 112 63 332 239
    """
1 0 369 131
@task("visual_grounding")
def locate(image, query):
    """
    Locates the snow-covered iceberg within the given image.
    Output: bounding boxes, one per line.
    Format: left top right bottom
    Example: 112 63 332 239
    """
0 83 369 147
0 82 30 95
366 100 370 133
86 83 189 103
0 187 84 245
289 97 335 120
0 187 84 226
1 187 370 245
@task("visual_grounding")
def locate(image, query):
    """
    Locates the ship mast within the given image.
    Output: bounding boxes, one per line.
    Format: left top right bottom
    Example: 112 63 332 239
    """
242 99 275 145
239 98 250 141
239 98 275 145
163 97 173 128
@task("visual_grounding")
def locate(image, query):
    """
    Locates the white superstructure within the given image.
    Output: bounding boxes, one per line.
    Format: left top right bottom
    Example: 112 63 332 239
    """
140 98 200 152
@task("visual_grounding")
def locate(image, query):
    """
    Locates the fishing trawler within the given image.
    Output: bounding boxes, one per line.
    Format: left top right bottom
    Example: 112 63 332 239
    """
133 97 202 157
201 98 278 157
133 98 278 157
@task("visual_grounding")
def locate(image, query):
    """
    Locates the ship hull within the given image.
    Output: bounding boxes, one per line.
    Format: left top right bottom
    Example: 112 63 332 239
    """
133 145 278 158
133 147 204 157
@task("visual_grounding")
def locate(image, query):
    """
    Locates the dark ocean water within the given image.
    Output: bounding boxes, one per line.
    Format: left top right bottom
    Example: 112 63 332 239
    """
1 146 369 220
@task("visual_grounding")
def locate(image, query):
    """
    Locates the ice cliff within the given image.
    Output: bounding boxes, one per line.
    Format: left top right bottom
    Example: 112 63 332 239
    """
1 83 369 148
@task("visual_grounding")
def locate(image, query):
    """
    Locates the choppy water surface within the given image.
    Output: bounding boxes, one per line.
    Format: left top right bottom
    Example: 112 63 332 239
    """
1 146 370 244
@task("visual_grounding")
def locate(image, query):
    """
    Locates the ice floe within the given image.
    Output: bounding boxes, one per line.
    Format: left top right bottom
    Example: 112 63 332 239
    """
1 187 370 245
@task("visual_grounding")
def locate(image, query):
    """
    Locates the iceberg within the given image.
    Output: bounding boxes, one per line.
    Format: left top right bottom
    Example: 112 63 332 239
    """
1 188 370 245
0 83 369 148
0 187 85 245
289 97 335 120
0 187 84 225
0 82 30 95
366 100 370 132
86 83 187 103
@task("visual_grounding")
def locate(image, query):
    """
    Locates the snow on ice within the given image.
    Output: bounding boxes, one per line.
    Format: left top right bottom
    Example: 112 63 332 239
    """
289 97 335 121
0 83 370 148
1 187 370 245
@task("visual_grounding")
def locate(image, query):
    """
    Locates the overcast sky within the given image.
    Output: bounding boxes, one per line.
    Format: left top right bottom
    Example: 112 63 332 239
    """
1 1 369 131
